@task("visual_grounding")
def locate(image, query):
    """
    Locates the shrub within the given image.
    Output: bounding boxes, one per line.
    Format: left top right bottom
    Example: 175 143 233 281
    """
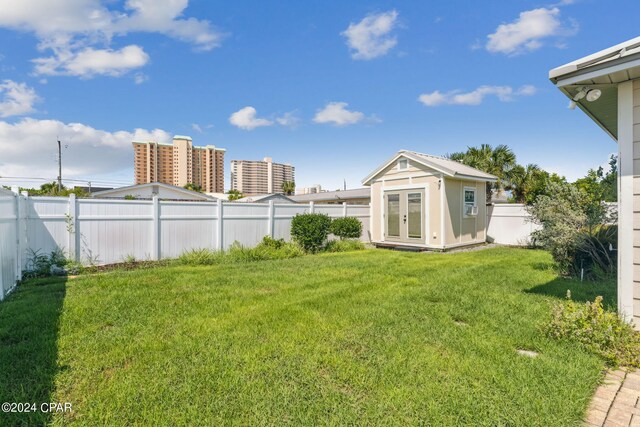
573 225 617 279
290 213 332 253
23 248 69 279
330 217 362 240
324 239 365 252
259 235 286 249
528 181 616 278
227 239 304 262
178 248 222 265
177 238 304 266
545 292 640 367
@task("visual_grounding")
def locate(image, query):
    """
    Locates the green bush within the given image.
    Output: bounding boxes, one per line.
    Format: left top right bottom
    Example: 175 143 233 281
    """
529 182 617 278
546 292 640 367
178 237 304 266
178 248 223 265
23 248 69 279
290 213 332 253
324 239 365 252
572 225 617 280
227 240 304 262
259 235 287 249
330 217 362 240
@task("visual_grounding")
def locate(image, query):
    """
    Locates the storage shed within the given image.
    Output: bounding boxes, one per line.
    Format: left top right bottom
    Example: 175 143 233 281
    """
363 150 496 250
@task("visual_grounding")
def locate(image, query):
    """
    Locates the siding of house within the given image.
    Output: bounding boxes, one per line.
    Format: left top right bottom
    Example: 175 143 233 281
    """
443 179 486 247
632 80 640 326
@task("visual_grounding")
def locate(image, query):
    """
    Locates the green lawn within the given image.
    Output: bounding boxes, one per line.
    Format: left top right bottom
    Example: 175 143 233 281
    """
0 247 615 426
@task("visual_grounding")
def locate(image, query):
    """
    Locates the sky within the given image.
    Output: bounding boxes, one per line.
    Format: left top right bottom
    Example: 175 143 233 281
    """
0 0 637 191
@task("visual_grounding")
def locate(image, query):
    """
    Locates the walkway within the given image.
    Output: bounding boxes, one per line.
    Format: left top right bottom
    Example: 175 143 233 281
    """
583 369 640 426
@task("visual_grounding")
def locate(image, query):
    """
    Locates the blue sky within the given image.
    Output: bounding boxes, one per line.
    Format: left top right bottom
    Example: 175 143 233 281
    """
0 0 637 191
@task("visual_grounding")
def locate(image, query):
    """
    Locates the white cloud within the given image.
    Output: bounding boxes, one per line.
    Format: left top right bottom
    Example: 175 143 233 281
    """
0 0 223 78
342 10 399 60
133 72 148 84
0 80 40 118
418 85 536 106
0 118 170 179
313 102 365 126
276 111 301 128
229 106 273 131
115 0 223 52
486 7 577 55
33 45 149 78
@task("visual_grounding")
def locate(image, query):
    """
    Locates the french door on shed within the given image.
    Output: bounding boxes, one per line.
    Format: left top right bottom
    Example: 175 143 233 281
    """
384 189 424 243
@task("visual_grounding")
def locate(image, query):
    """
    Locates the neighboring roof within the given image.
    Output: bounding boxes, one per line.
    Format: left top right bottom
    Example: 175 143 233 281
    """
549 36 640 140
74 186 113 194
92 182 215 201
237 194 295 203
288 188 370 203
173 135 192 140
132 140 173 146
0 187 14 196
362 150 497 185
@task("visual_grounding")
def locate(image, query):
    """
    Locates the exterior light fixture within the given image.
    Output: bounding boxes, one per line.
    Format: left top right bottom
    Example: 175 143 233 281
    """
568 87 601 109
585 88 601 102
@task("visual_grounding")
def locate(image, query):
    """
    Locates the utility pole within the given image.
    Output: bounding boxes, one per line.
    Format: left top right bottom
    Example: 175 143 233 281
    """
57 140 62 192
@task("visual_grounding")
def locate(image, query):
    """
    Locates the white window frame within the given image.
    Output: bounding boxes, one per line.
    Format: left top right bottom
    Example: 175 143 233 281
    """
463 186 477 218
397 158 409 170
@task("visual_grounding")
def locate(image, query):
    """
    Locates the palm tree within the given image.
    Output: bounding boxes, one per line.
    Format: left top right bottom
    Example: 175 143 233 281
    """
282 181 295 196
227 189 243 201
448 144 516 203
183 183 203 193
506 164 544 204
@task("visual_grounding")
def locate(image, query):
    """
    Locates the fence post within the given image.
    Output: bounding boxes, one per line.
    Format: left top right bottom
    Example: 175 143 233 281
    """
216 199 223 250
152 196 160 260
11 187 21 282
343 202 347 218
309 201 315 214
268 200 274 238
67 194 78 262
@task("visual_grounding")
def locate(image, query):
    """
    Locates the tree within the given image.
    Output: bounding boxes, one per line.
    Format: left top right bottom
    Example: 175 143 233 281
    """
506 164 549 204
183 183 203 193
282 181 295 195
528 180 615 277
600 155 617 202
448 144 517 203
227 189 243 201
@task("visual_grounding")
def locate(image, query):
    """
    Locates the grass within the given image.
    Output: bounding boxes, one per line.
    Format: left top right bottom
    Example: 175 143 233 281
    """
0 247 615 426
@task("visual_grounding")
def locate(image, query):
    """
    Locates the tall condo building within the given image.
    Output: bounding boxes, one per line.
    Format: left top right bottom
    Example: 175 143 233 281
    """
230 157 295 196
133 136 225 193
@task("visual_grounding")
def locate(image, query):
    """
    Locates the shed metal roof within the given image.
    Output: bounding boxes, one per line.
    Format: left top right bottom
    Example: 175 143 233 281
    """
362 150 497 185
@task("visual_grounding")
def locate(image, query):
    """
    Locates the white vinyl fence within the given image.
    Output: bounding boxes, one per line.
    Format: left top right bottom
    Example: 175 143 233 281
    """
13 195 371 269
0 188 19 300
486 204 541 246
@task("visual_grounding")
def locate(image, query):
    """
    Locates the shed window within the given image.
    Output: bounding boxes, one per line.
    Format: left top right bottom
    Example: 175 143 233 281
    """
398 159 408 170
464 187 477 217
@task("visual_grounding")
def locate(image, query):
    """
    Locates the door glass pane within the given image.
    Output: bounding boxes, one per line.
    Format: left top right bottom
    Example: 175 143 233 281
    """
407 193 422 238
387 194 400 237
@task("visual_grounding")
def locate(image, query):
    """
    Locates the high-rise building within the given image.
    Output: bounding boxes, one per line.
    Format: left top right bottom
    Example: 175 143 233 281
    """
230 157 295 196
133 136 225 193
